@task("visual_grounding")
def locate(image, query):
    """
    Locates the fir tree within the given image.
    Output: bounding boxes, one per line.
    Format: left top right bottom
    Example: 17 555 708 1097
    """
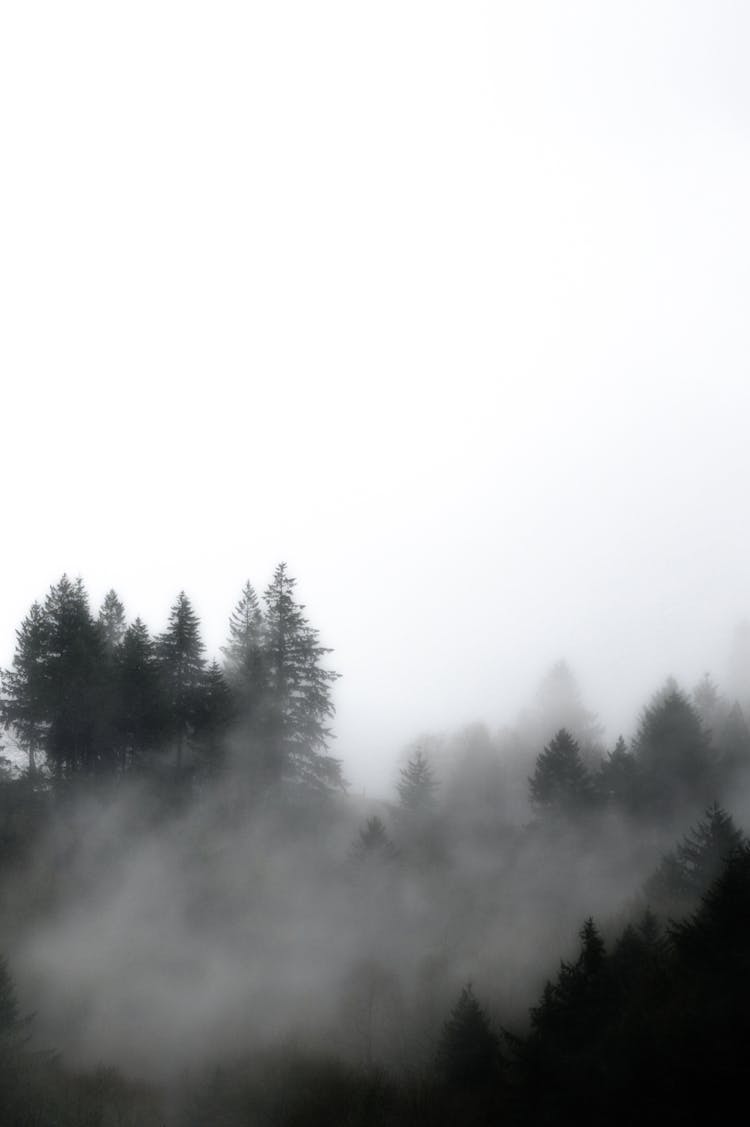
116 618 163 766
632 684 713 809
97 590 127 654
261 563 342 792
349 815 398 864
156 592 206 774
528 728 593 816
435 984 500 1088
397 749 438 813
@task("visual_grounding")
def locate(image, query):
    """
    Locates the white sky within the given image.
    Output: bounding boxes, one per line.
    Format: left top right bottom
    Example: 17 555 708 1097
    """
2 2 750 789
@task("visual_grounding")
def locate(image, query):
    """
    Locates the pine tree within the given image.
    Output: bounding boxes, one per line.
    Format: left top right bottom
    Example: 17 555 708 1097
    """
597 735 639 810
349 815 398 864
221 582 266 777
116 618 164 767
97 590 127 654
435 984 500 1088
397 749 438 813
261 563 342 792
222 582 265 700
195 660 231 777
632 684 713 809
644 803 746 914
2 577 105 775
528 728 593 816
156 592 206 774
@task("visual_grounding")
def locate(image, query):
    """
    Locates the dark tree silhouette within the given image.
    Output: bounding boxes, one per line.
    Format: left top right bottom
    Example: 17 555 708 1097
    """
435 984 500 1088
261 563 342 793
632 684 713 809
528 728 593 815
156 592 206 774
349 815 398 864
597 734 638 810
644 802 745 914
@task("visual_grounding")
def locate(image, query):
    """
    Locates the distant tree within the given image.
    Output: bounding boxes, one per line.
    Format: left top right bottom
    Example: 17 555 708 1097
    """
261 563 342 793
644 803 745 914
2 577 106 776
116 618 164 766
97 590 127 654
525 660 604 761
222 582 266 777
597 735 638 809
528 728 594 816
632 684 713 810
716 702 750 776
397 749 438 813
156 592 206 774
349 815 398 865
96 590 128 768
195 660 231 777
435 984 500 1088
1 601 48 775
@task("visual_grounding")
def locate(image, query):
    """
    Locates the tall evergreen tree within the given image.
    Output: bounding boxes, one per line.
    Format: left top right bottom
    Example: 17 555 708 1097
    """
221 582 266 777
97 590 127 654
644 803 746 915
156 592 206 774
632 684 713 810
2 577 105 775
397 749 438 813
435 984 501 1088
528 728 594 816
195 659 231 777
116 618 164 767
261 563 342 792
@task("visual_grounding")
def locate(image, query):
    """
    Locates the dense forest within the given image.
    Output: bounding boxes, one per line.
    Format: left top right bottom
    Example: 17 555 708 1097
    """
1 570 750 1125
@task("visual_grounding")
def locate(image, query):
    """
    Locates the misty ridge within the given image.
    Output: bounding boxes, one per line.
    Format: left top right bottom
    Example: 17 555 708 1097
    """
2 569 750 1125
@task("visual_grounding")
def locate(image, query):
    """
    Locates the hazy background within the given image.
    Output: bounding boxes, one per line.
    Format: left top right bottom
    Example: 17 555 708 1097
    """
2 1 750 791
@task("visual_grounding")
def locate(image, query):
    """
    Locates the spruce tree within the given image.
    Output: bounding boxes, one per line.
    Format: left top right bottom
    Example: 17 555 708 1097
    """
435 984 500 1088
528 728 593 816
632 684 713 810
156 592 206 774
397 750 438 813
116 618 163 766
97 590 127 654
2 577 105 775
261 563 342 792
222 582 266 776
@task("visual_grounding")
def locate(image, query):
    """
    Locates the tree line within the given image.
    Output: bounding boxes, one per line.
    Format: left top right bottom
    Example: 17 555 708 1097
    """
1 566 342 793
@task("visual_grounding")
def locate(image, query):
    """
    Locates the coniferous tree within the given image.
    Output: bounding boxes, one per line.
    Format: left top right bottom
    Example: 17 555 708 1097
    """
222 582 266 777
3 577 105 776
156 592 206 774
116 618 164 767
397 749 438 814
597 735 638 810
195 660 231 777
644 802 745 915
716 701 750 776
349 815 398 865
528 728 594 816
1 601 48 776
632 684 713 810
261 563 342 792
435 984 500 1088
97 590 127 654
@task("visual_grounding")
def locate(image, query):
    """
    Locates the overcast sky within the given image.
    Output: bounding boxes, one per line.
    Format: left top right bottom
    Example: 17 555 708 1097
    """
2 2 750 790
